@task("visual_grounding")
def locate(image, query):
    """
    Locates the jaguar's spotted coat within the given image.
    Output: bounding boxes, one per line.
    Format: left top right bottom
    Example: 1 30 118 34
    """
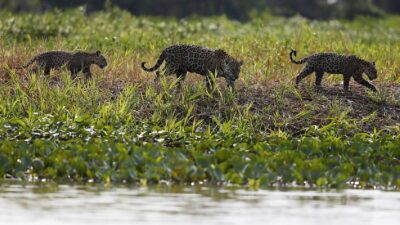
141 44 243 89
290 50 377 92
22 50 107 79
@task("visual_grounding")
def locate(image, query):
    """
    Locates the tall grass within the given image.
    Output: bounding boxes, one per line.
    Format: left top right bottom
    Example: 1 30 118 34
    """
0 8 399 188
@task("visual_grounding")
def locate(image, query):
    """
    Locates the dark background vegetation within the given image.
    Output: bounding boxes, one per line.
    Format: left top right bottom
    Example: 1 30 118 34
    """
0 0 399 20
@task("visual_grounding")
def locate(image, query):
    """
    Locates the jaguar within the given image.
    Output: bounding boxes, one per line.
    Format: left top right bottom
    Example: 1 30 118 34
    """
141 44 243 90
21 50 107 79
290 50 377 92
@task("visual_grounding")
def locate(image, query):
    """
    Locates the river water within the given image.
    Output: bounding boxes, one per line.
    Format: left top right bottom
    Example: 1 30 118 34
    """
0 184 399 225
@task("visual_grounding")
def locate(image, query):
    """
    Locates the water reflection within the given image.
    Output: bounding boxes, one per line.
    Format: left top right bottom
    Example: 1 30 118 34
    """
0 184 399 225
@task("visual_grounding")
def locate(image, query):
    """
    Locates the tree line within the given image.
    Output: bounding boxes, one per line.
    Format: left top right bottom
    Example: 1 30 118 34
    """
1 0 399 20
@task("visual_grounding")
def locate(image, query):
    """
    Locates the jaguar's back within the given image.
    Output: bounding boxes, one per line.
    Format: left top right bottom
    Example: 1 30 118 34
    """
22 50 107 79
141 44 243 89
23 51 73 71
162 45 221 75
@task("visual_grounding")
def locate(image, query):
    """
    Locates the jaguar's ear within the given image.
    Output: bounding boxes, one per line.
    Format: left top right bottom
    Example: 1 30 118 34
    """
372 61 376 66
215 49 228 59
239 60 243 66
95 50 101 56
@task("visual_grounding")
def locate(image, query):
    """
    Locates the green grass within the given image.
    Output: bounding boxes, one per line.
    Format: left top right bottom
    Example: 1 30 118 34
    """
0 8 399 189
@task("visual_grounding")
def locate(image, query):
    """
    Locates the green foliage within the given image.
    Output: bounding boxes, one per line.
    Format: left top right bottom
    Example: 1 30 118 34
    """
0 128 399 189
0 10 399 189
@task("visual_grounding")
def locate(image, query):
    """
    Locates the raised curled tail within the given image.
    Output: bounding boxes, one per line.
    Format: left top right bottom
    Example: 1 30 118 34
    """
289 49 307 64
141 52 166 72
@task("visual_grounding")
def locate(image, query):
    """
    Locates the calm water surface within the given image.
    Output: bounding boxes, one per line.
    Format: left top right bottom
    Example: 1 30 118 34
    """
0 184 399 225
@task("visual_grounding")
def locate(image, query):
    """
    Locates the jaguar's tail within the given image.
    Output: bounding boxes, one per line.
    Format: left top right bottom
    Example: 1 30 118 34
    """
289 49 308 64
17 56 37 69
141 52 166 72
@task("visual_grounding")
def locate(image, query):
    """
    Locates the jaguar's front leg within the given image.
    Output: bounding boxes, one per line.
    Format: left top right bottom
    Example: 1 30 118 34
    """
83 67 92 80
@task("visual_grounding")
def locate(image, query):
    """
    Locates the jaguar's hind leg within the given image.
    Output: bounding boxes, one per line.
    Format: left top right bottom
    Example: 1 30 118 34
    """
155 65 173 83
315 71 324 87
343 74 351 91
44 67 51 76
295 66 314 87
176 70 187 89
